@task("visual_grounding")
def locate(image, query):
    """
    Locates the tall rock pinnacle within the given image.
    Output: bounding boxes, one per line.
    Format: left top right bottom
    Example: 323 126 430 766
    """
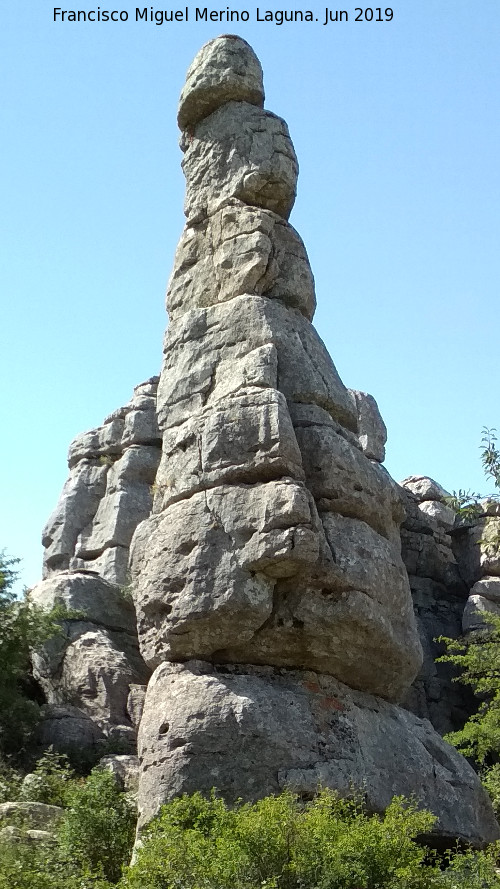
131 35 421 700
128 37 497 844
29 36 499 848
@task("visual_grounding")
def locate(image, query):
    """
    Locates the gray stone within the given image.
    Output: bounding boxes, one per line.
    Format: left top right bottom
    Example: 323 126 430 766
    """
418 500 456 530
166 201 316 322
0 802 63 831
182 102 298 221
400 476 450 503
471 576 500 602
462 594 500 633
137 661 499 847
99 754 140 793
42 461 108 575
349 390 387 462
29 571 137 633
178 36 264 131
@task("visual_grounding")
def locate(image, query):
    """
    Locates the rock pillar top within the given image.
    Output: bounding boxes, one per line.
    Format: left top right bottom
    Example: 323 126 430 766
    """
178 36 265 131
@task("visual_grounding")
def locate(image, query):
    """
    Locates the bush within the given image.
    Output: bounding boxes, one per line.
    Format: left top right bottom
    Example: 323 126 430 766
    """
0 551 65 759
58 767 136 883
123 789 499 889
18 749 78 807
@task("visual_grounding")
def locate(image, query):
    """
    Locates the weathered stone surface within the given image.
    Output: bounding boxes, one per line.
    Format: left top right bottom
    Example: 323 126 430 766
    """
349 390 387 462
100 754 140 793
29 572 149 749
399 483 472 735
418 500 456 530
42 461 108 575
41 379 160 586
462 593 500 633
137 661 499 847
29 37 498 852
131 481 420 699
131 37 422 711
178 36 264 131
453 517 500 588
0 802 63 831
182 102 298 220
29 571 137 633
400 476 450 503
36 705 104 752
0 825 55 844
166 201 316 322
471 575 500 602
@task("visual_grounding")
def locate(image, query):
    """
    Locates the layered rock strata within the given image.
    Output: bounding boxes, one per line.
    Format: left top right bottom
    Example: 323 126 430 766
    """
29 381 158 752
453 500 500 632
127 37 497 845
398 477 474 735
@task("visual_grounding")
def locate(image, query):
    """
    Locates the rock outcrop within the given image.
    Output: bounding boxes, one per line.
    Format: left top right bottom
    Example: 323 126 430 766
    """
27 36 498 848
125 36 496 845
29 381 158 754
398 477 474 735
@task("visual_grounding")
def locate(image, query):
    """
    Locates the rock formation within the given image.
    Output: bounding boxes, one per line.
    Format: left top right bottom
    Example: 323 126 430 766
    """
28 36 499 848
29 380 159 751
127 37 495 845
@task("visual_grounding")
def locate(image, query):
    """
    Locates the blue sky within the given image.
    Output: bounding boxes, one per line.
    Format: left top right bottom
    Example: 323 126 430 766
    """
1 1 499 592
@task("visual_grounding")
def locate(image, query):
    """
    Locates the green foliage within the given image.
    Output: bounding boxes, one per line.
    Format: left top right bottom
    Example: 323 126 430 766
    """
58 767 136 883
482 428 500 490
0 836 113 889
445 428 500 523
0 550 74 759
481 764 500 820
124 789 486 889
437 611 500 763
18 749 78 807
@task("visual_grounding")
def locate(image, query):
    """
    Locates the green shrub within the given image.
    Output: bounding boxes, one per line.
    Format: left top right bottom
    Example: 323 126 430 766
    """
58 767 136 882
122 789 460 889
18 749 78 807
0 551 68 759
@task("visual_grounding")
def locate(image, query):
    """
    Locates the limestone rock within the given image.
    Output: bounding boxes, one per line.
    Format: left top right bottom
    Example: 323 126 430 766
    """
418 500 456 530
400 476 450 503
36 705 104 753
137 661 499 847
399 483 471 735
462 593 500 633
0 802 63 831
99 754 140 793
29 572 149 750
181 103 298 220
42 378 160 586
167 201 316 322
349 390 387 462
453 517 500 588
130 36 422 712
178 36 264 131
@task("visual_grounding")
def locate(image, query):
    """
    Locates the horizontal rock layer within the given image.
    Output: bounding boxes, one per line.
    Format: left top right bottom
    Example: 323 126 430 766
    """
137 660 499 847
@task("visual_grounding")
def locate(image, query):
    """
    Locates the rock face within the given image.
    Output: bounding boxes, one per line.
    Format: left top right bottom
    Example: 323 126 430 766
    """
28 36 498 848
125 37 496 845
137 661 495 847
42 377 161 586
398 478 474 736
29 381 158 754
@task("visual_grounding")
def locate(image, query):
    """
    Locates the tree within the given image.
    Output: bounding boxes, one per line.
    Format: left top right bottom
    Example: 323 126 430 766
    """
437 428 500 811
0 551 62 758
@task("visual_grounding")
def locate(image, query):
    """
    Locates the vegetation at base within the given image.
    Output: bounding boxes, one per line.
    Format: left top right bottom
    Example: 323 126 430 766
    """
438 426 500 816
438 612 500 766
0 762 136 888
0 551 71 760
120 790 500 889
1 782 500 889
